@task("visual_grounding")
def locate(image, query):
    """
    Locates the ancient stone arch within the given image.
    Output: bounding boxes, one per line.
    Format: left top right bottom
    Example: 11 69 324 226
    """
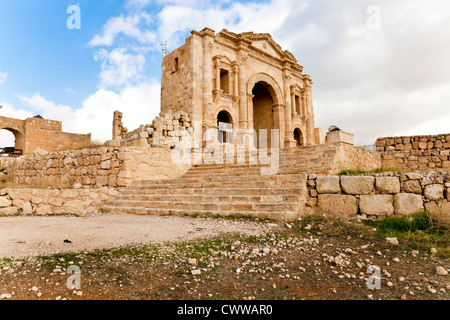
0 117 26 153
0 115 91 156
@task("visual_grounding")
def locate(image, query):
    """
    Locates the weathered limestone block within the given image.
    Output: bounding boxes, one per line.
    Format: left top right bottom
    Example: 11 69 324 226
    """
48 197 64 207
96 176 109 186
394 194 424 215
0 207 18 215
359 195 394 216
31 196 43 205
375 177 400 194
425 202 450 223
63 200 87 217
403 180 422 194
406 172 423 180
318 194 358 216
22 202 32 215
60 189 79 198
424 184 445 201
316 176 341 194
340 176 374 195
0 196 12 208
35 205 52 215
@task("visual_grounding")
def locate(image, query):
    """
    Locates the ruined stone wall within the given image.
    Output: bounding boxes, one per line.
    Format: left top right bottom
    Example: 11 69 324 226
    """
305 171 450 221
117 111 193 149
377 134 450 171
0 188 119 217
5 146 191 188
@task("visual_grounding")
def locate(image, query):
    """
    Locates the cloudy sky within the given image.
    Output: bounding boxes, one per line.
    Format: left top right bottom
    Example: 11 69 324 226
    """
0 0 449 147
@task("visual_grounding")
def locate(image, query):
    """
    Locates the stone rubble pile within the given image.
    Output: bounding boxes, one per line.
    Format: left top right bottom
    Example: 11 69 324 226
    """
119 111 193 149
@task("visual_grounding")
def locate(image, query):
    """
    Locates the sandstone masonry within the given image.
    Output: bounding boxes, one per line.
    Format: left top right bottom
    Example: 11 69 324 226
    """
377 134 450 171
307 171 450 221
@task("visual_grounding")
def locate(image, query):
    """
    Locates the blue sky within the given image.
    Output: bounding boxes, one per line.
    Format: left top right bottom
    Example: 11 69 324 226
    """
1 0 450 146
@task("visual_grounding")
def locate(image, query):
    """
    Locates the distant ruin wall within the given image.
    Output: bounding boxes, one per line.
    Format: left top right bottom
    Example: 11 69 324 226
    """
0 115 92 156
376 134 450 171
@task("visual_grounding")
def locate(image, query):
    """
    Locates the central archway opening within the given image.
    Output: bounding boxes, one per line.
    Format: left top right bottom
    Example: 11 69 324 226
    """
252 82 274 149
217 110 232 143
294 128 304 147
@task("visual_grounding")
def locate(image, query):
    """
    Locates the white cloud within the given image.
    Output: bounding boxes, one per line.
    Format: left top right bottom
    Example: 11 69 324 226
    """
94 48 147 89
75 82 161 141
0 101 33 119
88 13 156 47
0 71 7 84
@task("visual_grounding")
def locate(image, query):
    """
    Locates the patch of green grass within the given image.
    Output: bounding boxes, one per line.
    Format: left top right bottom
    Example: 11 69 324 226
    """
365 211 450 260
337 167 401 176
299 214 375 238
212 213 271 223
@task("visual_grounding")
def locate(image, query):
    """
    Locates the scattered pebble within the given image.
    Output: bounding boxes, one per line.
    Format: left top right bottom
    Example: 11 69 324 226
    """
436 266 448 276
191 270 201 276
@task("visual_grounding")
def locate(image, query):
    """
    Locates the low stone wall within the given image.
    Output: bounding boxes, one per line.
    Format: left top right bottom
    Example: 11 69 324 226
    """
377 134 450 171
5 146 191 188
305 171 450 220
0 188 120 216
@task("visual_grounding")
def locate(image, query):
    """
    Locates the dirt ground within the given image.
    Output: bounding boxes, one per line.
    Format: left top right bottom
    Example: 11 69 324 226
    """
0 213 267 259
0 213 449 301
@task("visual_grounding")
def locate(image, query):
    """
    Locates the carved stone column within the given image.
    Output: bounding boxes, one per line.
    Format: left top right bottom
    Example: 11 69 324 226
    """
273 104 285 149
202 37 215 147
283 73 296 148
237 51 249 130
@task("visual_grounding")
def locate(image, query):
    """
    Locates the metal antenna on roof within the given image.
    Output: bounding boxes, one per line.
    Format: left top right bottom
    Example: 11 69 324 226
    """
161 40 168 56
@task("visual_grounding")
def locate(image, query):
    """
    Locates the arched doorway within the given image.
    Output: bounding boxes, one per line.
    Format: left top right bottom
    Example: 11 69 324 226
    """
294 128 304 147
252 82 275 149
0 128 24 157
217 110 233 143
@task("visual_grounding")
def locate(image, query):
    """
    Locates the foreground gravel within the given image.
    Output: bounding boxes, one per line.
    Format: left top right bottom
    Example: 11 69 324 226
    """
0 213 270 259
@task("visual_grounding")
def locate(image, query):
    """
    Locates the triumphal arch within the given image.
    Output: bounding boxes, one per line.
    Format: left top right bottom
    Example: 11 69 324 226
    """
160 28 317 149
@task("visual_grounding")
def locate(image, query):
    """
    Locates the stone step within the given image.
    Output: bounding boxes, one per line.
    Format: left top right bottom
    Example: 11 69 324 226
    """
125 179 303 190
134 173 306 186
99 206 295 220
120 187 304 196
103 200 298 212
114 194 299 203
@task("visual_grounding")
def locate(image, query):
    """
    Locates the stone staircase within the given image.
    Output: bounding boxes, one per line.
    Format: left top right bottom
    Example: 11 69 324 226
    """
100 143 377 221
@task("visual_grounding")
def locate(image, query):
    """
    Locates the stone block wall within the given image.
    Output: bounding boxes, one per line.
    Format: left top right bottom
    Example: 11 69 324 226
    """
377 134 450 171
306 171 450 220
0 188 119 217
5 146 191 188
